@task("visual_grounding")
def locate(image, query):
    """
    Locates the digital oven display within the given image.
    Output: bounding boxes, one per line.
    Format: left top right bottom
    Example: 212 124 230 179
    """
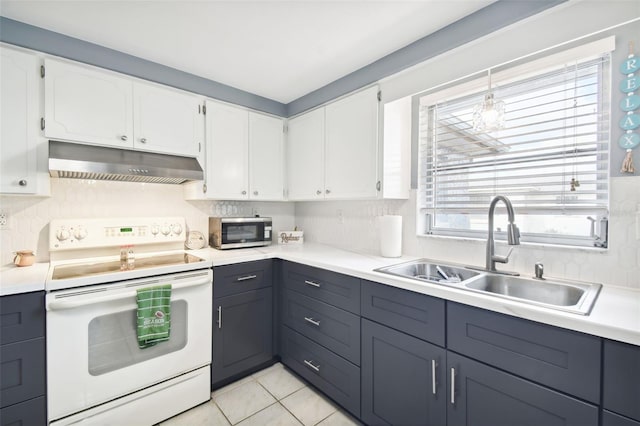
120 227 133 233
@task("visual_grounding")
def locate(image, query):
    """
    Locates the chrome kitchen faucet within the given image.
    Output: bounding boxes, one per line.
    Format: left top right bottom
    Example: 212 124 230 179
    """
484 195 520 275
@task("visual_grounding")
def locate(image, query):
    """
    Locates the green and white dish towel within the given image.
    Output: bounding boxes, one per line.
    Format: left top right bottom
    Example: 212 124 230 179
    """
136 284 172 349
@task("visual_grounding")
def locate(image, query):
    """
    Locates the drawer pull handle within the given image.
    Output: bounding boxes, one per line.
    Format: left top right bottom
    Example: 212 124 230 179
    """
237 274 257 282
304 359 320 372
432 359 437 395
217 306 222 329
304 317 320 327
304 280 321 288
450 367 456 405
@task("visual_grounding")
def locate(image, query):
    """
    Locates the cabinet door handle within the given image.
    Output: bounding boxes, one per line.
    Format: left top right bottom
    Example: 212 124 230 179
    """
140 138 147 143
304 359 320 372
18 179 27 186
432 359 437 395
316 190 322 195
217 306 222 329
236 274 257 282
253 191 258 196
325 189 331 194
450 367 456 405
304 280 321 288
242 190 247 195
304 317 320 327
121 135 128 141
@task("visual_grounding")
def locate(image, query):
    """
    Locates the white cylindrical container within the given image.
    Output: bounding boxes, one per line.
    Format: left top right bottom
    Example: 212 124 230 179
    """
379 215 402 258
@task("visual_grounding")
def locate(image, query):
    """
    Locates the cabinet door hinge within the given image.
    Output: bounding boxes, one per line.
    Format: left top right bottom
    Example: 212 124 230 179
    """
202 105 207 115
376 180 381 191
377 90 382 102
40 117 45 130
198 105 201 114
199 142 202 153
283 124 288 134
40 65 45 78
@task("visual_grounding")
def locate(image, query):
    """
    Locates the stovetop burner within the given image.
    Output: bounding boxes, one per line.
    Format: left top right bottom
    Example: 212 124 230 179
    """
52 253 205 280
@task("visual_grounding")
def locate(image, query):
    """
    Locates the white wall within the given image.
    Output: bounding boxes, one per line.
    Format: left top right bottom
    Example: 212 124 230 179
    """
0 179 295 265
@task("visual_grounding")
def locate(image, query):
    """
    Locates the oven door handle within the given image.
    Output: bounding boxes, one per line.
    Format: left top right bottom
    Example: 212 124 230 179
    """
46 277 211 311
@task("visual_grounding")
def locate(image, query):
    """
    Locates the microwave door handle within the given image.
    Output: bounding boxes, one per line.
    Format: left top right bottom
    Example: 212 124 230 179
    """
46 276 210 311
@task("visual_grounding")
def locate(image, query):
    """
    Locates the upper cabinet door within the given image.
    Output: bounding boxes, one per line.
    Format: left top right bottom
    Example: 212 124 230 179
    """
0 47 39 194
249 112 284 200
324 86 379 199
205 100 249 199
133 82 203 157
287 108 325 200
44 59 134 148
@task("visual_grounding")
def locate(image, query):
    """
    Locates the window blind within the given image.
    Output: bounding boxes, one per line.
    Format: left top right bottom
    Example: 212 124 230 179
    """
420 56 610 220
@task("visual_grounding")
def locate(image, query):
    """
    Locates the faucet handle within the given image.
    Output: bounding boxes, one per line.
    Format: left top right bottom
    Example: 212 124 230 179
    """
492 247 514 264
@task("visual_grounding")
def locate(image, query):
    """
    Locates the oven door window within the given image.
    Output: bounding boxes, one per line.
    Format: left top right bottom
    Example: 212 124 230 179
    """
222 223 263 244
88 300 187 376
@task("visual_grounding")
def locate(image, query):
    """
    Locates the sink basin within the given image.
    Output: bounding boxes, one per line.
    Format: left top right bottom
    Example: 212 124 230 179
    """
464 275 601 315
375 259 602 315
375 260 481 284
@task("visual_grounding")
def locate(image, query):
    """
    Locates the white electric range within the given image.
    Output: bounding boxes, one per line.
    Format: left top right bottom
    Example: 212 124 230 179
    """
45 217 212 426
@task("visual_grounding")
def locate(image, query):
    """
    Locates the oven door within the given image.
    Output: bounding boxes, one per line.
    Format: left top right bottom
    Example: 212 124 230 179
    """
46 269 212 422
221 219 271 248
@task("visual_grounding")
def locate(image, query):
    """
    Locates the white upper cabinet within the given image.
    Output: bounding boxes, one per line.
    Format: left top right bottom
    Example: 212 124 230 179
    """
205 100 249 199
287 86 382 201
44 58 203 157
184 100 285 201
286 108 325 200
44 58 134 149
325 86 379 199
249 112 285 200
1 46 47 195
133 81 203 157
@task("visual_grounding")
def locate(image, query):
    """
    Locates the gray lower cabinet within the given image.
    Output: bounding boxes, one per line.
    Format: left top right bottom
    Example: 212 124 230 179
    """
603 340 640 422
0 291 46 426
603 411 640 426
361 318 446 426
447 352 599 426
212 261 274 388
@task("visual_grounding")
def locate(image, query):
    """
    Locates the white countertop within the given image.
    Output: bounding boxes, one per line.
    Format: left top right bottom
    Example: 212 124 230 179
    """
2 243 638 346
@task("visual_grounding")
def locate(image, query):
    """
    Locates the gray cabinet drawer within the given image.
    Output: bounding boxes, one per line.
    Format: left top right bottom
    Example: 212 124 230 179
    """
603 340 640 421
0 338 46 408
0 292 45 345
214 259 272 298
447 303 601 403
281 326 360 418
282 262 360 314
604 411 640 426
282 289 360 365
0 396 46 426
361 280 445 346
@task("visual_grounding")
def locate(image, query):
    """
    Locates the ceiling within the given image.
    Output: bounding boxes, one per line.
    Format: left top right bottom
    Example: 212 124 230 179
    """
0 0 496 103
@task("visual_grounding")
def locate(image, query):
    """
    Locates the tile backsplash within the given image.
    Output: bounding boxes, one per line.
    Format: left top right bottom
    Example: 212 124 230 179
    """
0 179 295 265
295 177 640 290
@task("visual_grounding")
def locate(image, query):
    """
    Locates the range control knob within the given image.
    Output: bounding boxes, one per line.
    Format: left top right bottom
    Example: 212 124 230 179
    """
161 225 171 236
56 227 70 241
74 227 88 240
151 225 160 236
172 224 183 235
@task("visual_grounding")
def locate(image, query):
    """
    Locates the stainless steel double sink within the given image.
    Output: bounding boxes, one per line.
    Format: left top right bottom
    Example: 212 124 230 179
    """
374 259 601 315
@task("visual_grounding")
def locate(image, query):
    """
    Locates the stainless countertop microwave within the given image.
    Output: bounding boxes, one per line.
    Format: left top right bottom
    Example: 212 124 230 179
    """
209 217 273 249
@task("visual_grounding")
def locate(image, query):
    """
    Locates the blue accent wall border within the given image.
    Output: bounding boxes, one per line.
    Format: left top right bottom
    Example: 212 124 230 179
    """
0 16 288 116
287 0 566 116
1 0 565 117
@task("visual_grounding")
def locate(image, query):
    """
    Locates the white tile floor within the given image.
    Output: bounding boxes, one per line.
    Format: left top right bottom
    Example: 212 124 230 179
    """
160 363 361 426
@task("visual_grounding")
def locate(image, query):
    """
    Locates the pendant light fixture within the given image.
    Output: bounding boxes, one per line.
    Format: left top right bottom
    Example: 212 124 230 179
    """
473 68 505 132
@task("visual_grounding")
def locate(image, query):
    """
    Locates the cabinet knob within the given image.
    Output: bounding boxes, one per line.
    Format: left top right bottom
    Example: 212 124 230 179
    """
140 138 147 144
325 189 331 194
253 191 258 196
18 179 27 186
242 190 247 195
120 135 128 141
316 190 322 195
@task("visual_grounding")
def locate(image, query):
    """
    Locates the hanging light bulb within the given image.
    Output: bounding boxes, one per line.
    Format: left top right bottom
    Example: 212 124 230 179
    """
473 69 506 132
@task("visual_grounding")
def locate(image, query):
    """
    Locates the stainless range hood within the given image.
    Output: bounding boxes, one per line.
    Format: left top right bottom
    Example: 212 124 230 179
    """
49 141 203 184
